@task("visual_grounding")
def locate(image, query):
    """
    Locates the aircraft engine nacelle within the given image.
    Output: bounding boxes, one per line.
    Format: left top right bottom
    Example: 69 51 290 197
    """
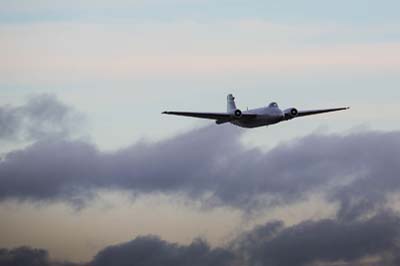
284 108 298 120
233 109 242 118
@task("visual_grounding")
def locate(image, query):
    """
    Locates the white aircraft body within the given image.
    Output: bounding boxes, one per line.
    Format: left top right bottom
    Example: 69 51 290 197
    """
163 94 349 128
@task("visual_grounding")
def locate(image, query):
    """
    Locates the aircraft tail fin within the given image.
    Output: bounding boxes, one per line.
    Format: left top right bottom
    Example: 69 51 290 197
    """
227 94 237 113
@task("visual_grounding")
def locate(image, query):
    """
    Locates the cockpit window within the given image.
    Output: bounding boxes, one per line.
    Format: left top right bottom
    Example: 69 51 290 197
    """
269 102 278 108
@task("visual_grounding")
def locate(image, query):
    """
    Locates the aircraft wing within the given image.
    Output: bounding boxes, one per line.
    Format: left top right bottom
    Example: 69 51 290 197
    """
162 111 257 124
297 107 350 118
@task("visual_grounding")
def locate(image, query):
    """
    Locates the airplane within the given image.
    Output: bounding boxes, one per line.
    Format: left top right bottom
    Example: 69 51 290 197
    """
162 94 349 128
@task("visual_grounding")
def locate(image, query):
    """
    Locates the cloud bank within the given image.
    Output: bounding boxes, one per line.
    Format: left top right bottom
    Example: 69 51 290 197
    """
1 109 400 218
4 211 400 266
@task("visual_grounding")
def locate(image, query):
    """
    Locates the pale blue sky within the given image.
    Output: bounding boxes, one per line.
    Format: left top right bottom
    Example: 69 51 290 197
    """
2 0 400 24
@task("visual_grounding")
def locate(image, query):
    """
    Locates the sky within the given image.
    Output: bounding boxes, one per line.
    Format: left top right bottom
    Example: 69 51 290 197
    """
0 1 400 265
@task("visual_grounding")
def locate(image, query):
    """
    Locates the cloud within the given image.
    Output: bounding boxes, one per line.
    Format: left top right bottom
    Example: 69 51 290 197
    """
0 246 81 266
234 212 400 266
1 113 400 217
0 94 84 142
0 247 50 266
92 236 234 266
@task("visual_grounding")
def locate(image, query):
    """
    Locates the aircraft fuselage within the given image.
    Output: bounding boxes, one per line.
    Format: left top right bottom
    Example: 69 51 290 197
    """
230 107 285 128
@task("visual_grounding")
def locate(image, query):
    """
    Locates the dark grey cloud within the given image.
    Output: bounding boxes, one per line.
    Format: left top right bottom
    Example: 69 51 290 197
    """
0 247 82 266
1 120 400 216
0 125 241 207
234 212 400 266
91 212 400 266
5 212 400 266
92 236 234 266
0 94 83 142
0 247 49 266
